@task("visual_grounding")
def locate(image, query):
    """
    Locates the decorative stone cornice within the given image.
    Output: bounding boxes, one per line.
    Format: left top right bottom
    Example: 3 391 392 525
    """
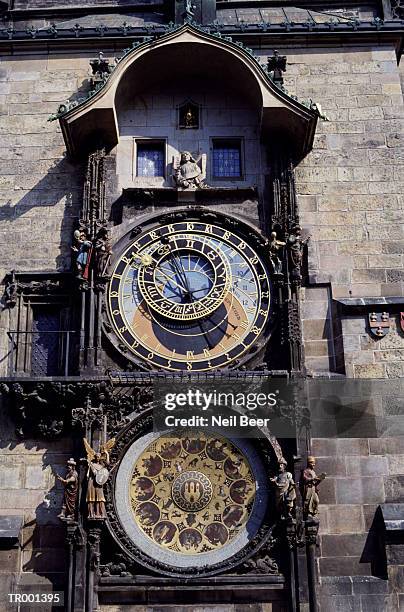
1 16 404 45
0 378 152 440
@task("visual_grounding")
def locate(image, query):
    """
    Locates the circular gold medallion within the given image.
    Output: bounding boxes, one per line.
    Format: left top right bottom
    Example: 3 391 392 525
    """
172 471 213 512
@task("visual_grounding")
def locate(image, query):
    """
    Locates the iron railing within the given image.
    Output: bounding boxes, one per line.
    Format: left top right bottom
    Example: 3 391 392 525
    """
7 330 79 377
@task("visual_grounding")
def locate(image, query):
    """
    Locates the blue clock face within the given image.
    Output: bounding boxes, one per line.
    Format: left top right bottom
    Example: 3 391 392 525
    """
107 219 271 371
155 253 215 303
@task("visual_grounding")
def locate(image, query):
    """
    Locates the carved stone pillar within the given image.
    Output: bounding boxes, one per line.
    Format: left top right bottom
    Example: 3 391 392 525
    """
285 518 298 612
77 148 108 374
87 523 104 612
267 155 305 375
305 518 320 612
65 522 86 612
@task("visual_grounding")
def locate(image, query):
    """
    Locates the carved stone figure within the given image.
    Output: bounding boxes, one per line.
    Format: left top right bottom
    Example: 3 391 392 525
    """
89 51 113 89
94 228 112 279
309 99 329 121
57 458 78 520
72 230 92 279
2 270 17 309
288 225 310 282
270 459 296 519
241 542 278 575
267 50 287 86
185 108 195 127
101 554 131 577
84 437 116 519
391 0 404 19
267 231 286 275
173 151 206 189
183 0 195 21
87 453 108 519
299 456 326 519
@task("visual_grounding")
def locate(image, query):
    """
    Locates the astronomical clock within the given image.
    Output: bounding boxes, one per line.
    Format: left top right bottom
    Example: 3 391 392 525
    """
5 17 319 612
105 210 275 372
101 208 284 579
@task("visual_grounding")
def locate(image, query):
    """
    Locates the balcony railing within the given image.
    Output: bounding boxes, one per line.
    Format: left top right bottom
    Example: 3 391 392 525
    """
7 330 79 378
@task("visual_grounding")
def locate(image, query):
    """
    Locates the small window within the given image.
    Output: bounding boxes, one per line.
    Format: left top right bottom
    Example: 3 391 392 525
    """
212 139 242 179
31 306 61 376
136 141 165 177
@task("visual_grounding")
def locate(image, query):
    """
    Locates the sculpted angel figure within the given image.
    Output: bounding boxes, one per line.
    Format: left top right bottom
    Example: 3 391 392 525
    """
83 437 116 519
173 151 206 189
270 459 296 519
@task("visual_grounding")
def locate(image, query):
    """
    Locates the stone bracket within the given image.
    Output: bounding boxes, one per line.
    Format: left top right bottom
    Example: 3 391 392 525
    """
334 296 404 316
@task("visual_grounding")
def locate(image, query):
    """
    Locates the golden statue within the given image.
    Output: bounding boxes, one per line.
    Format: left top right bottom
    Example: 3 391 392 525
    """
83 437 116 519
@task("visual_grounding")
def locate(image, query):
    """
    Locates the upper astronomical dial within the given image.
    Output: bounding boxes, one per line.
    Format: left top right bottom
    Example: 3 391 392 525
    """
137 235 231 321
107 219 271 371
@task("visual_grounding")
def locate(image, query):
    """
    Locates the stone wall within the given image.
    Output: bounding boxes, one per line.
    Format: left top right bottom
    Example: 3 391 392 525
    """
273 44 404 378
0 397 73 600
300 288 404 377
314 433 404 610
0 50 95 376
290 44 404 301
0 51 95 280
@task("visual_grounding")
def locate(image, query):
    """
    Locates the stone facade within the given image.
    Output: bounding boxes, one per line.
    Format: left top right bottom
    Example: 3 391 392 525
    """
0 1 403 611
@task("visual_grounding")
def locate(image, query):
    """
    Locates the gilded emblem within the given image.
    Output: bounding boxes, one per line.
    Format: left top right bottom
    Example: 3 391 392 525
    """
172 471 213 512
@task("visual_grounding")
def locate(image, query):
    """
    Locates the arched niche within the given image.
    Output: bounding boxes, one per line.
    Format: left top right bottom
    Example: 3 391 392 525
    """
59 24 317 163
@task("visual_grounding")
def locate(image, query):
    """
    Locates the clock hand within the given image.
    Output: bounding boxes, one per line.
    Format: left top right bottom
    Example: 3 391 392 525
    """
132 253 189 294
196 318 215 350
169 254 191 297
160 237 192 295
155 268 189 294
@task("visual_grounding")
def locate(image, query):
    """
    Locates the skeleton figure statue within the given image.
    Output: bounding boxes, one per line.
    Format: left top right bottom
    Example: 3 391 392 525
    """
94 228 112 279
83 437 116 519
267 231 286 275
288 225 310 282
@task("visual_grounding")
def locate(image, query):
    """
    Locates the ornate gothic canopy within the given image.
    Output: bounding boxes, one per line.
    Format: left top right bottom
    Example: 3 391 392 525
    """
58 23 318 162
